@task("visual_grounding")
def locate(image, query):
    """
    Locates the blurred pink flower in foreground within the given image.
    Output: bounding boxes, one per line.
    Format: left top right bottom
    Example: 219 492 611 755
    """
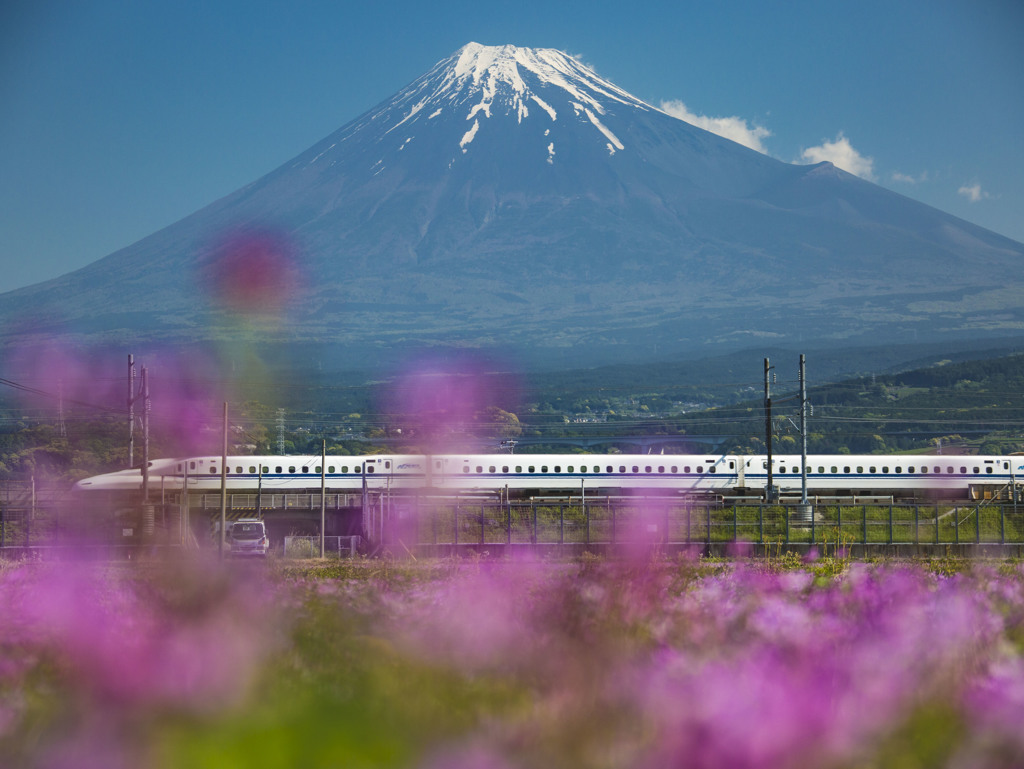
0 560 277 767
382 353 519 451
203 228 303 318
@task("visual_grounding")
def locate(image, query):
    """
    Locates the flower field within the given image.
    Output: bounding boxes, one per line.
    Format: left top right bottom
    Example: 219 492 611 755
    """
1 553 1023 768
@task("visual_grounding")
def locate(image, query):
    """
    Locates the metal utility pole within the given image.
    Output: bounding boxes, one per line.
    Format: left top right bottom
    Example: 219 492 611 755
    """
219 402 228 558
320 440 326 559
764 358 777 502
128 355 135 468
141 366 150 502
800 354 808 506
57 380 66 438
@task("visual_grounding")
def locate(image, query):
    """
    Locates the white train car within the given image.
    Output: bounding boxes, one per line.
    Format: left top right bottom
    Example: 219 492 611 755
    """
73 452 1024 501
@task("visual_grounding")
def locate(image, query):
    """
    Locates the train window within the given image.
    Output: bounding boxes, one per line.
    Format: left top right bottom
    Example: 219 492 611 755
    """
542 466 549 473
555 466 561 473
515 466 522 473
226 467 232 474
645 466 652 473
606 466 613 473
190 461 197 471
529 466 535 473
658 466 665 473
908 466 915 474
276 466 282 474
960 467 967 474
619 466 626 473
946 467 953 474
248 466 256 474
857 466 863 473
435 460 442 469
895 467 902 474
671 466 678 473
697 466 704 474
933 466 940 473
476 466 483 473
632 466 639 473
235 466 242 474
502 466 509 473
315 466 321 474
385 461 391 469
791 467 797 473
488 466 495 473
208 467 216 475
868 467 875 473
328 466 335 473
986 467 993 474
463 467 470 474
685 466 691 473
831 466 837 473
817 466 824 474
367 466 375 474
882 467 888 474
844 467 851 474
302 466 309 473
341 466 348 474
973 467 980 474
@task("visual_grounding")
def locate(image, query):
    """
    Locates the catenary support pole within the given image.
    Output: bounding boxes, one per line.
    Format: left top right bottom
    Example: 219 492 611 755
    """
219 402 228 558
320 440 326 558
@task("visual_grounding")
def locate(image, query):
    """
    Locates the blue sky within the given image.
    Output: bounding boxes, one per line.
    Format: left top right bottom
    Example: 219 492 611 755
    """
1 0 1021 294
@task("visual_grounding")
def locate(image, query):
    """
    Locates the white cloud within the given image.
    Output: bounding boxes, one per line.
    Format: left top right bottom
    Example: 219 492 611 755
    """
801 133 875 180
958 183 990 203
891 170 929 184
659 99 771 154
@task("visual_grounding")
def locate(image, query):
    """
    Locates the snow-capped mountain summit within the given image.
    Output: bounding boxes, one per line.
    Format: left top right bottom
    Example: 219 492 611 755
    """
349 42 651 163
2 43 1023 368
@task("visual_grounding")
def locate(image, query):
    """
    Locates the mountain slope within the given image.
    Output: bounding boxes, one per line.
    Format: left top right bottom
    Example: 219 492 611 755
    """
2 43 1022 366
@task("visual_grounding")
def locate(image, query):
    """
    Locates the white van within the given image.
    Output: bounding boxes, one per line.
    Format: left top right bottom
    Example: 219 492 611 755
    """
228 519 269 557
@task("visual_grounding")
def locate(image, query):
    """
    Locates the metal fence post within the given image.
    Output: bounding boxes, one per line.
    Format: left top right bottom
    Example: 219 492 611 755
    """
888 503 893 545
862 505 867 545
758 504 763 544
706 505 712 546
687 505 691 543
532 501 537 545
1001 503 1005 544
733 505 738 543
480 504 485 546
454 502 459 547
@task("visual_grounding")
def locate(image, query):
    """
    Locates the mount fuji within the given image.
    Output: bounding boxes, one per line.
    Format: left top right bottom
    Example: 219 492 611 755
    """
3 43 1023 368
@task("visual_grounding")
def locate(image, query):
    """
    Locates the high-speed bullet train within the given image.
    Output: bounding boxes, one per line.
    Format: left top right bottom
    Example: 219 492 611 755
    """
74 453 1024 500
